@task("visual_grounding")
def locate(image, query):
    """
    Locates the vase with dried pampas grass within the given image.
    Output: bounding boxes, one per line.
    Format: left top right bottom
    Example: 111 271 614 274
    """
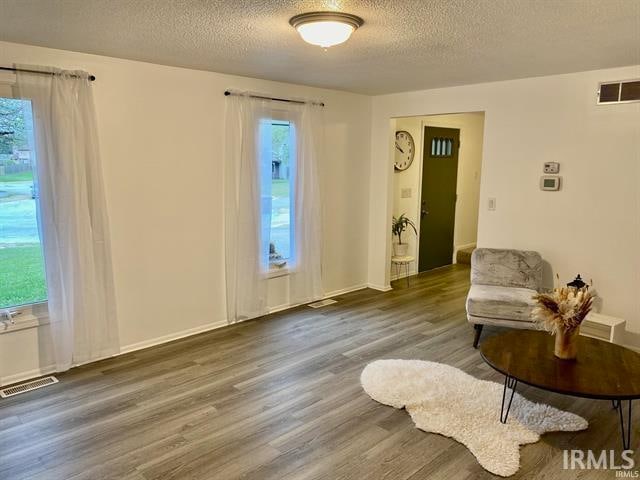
532 275 595 360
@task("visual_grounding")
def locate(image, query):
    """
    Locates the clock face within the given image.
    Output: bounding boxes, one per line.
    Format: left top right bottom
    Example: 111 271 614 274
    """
394 131 415 171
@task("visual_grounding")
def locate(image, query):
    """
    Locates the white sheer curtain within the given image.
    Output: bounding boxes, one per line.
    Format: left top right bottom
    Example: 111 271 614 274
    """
289 103 324 305
224 94 270 322
15 66 119 371
224 93 323 323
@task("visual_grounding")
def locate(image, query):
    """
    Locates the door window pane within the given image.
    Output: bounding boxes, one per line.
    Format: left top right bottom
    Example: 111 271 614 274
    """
431 137 454 157
0 97 47 308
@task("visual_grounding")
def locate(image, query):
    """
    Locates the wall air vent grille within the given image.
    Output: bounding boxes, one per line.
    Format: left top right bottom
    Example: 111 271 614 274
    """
0 376 58 398
308 299 338 308
597 79 640 104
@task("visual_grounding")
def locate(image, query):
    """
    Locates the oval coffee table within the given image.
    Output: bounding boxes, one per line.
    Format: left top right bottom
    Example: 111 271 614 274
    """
480 330 640 450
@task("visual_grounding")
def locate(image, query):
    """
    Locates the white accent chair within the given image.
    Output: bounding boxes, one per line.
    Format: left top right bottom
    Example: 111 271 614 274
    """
466 248 543 348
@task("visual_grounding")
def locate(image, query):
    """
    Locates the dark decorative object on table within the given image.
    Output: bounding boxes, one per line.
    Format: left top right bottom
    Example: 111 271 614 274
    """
567 274 587 289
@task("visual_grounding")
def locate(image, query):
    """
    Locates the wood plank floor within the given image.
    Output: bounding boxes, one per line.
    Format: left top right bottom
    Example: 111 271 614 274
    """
1 265 637 479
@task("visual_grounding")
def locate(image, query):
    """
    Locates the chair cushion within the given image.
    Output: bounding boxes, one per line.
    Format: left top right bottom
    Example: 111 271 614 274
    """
471 248 542 290
466 284 537 323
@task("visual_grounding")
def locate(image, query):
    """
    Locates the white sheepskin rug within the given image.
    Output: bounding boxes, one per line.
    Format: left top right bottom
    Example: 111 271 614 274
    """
360 359 588 477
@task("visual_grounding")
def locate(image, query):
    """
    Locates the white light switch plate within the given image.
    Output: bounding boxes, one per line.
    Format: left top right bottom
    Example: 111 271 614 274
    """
488 198 496 210
544 162 560 174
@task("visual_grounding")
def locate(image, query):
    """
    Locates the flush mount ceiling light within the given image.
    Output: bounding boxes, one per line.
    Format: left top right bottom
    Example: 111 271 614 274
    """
289 11 364 48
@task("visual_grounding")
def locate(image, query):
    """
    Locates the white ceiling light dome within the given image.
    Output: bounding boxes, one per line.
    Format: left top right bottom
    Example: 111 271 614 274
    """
289 11 364 48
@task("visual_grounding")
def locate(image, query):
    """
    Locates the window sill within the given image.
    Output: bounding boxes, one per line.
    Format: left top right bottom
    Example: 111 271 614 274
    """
0 304 50 334
0 314 49 334
268 268 291 279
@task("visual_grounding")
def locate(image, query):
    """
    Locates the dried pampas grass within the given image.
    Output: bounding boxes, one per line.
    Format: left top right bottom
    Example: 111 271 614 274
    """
532 276 594 335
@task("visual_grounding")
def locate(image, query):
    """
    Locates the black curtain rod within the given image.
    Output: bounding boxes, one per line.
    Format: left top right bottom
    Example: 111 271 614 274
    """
0 66 96 82
224 90 324 107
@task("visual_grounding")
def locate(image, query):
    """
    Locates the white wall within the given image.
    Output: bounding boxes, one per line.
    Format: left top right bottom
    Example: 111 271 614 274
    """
392 113 484 274
1 41 638 383
369 66 640 341
0 41 372 385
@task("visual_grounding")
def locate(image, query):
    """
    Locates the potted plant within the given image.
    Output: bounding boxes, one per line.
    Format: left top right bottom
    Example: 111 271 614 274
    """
391 213 417 256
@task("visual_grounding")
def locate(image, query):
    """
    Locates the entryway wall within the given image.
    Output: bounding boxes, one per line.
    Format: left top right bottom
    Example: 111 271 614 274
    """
392 112 485 276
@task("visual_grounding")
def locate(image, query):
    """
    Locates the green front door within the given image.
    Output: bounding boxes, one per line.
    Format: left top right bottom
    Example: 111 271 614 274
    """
418 126 460 272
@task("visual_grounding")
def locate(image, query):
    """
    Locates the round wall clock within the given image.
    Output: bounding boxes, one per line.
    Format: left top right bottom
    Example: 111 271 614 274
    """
394 130 415 171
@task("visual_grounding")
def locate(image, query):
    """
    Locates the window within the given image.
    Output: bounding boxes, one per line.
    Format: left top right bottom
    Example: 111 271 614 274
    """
260 119 295 271
0 97 47 310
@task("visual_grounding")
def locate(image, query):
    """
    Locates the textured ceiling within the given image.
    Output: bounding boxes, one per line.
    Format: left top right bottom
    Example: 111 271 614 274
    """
0 0 638 95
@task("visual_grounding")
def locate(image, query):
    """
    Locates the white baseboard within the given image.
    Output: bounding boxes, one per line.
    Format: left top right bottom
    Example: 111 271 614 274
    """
1 282 378 387
0 280 412 387
455 242 476 252
267 303 295 315
453 243 476 264
267 283 369 314
119 319 228 355
623 330 640 352
1 366 58 388
367 283 392 292
6 316 637 388
324 284 368 298
121 284 370 349
1 318 229 387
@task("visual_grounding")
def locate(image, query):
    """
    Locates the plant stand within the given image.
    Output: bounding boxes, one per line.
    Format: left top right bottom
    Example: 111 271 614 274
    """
391 255 415 287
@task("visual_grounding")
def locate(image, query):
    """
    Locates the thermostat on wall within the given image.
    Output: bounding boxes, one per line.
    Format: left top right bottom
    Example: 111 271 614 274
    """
540 176 561 191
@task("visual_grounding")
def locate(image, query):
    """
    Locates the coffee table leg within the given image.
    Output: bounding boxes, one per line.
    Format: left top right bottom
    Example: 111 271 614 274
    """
500 375 518 424
616 399 632 450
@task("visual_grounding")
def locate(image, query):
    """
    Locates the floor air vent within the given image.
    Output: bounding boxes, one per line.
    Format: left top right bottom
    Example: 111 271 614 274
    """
308 299 338 309
0 376 58 398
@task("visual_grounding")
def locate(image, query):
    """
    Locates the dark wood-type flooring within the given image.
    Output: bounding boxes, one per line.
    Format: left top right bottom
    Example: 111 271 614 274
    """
1 265 638 479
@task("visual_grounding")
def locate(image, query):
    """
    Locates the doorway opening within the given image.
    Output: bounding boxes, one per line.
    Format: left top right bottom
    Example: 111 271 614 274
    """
390 112 485 281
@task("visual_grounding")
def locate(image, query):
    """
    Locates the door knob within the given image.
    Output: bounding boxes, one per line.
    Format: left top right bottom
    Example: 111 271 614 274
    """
421 209 428 217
